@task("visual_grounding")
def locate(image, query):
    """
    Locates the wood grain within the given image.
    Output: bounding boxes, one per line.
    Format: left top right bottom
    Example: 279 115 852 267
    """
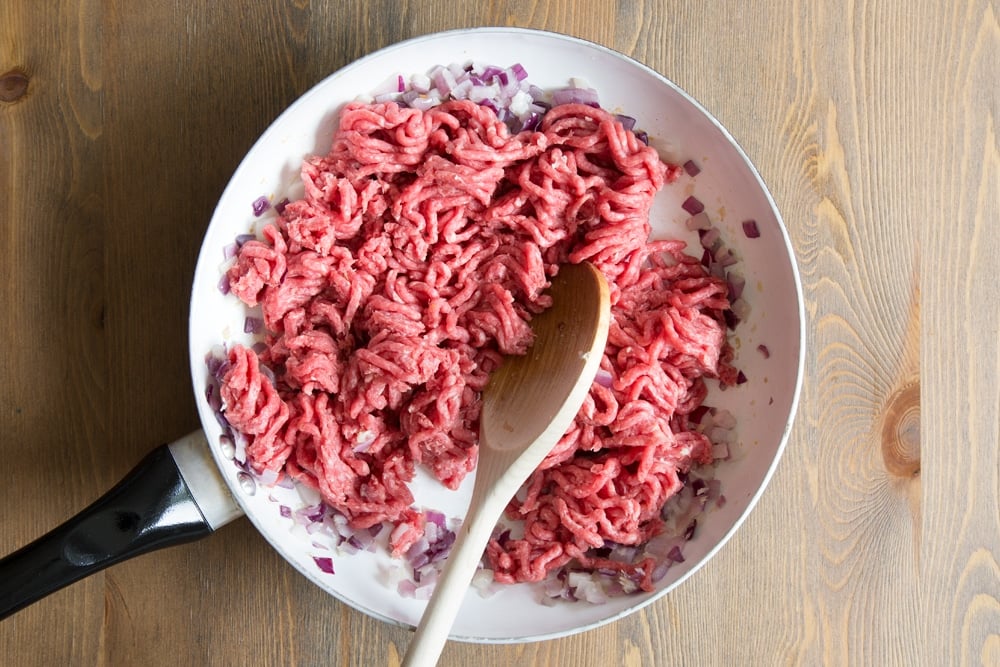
1 1 997 666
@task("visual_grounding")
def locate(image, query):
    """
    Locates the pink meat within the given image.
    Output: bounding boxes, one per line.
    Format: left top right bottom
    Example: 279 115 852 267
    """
220 99 735 571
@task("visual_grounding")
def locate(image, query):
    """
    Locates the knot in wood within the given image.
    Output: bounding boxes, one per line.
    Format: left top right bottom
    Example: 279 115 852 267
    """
0 69 29 102
880 380 920 478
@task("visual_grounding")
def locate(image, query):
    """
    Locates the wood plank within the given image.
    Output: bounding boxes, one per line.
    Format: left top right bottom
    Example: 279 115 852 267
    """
0 1 107 664
920 1 1000 665
1 1 997 665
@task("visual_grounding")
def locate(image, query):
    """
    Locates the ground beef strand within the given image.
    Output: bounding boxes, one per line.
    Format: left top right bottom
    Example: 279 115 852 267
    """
220 99 734 581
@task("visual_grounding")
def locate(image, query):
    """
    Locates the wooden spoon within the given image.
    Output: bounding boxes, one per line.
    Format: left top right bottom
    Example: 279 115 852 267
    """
402 261 611 667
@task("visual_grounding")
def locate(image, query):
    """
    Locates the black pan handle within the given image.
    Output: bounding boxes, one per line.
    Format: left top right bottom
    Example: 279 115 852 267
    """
0 431 242 620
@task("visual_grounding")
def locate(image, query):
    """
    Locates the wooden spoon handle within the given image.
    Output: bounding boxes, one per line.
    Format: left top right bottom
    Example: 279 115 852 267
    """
401 493 506 667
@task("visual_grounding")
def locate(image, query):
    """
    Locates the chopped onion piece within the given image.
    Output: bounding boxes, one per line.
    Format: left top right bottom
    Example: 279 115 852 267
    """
552 86 600 107
409 72 431 93
471 568 499 598
682 195 705 215
713 409 737 429
252 196 270 217
742 219 761 238
685 211 712 231
311 556 334 574
727 271 746 301
683 159 701 177
371 73 404 97
243 316 263 334
614 114 637 131
731 297 751 320
258 468 279 487
715 246 738 267
699 227 721 250
594 368 613 388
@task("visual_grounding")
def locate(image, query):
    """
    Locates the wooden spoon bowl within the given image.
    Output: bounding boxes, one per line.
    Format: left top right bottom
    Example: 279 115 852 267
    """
403 261 611 666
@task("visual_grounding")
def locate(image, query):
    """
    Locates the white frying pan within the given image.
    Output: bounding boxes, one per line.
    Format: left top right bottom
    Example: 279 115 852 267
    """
0 28 804 642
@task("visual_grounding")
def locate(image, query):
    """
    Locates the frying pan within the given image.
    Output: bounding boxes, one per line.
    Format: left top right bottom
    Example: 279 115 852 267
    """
0 28 805 641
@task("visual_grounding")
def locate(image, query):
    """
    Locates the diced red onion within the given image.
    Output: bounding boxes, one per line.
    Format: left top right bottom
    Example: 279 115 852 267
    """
681 195 705 215
683 519 698 541
552 86 601 107
731 297 751 320
685 211 712 231
472 568 499 598
614 114 637 131
252 196 270 217
213 411 230 432
258 468 279 486
757 344 770 358
295 503 325 525
736 370 748 385
742 219 761 238
713 409 736 429
609 544 638 563
594 368 614 388
205 385 220 412
568 572 607 604
217 273 231 295
727 271 746 301
243 316 263 334
413 582 435 601
715 246 738 267
397 579 417 598
688 405 711 424
683 159 701 177
409 72 431 93
233 432 247 465
313 556 335 574
650 559 672 583
425 510 447 528
353 430 376 453
371 73 404 97
431 66 457 95
699 227 721 250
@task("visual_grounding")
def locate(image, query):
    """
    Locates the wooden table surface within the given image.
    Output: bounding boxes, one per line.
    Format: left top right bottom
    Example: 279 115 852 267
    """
1 2 997 665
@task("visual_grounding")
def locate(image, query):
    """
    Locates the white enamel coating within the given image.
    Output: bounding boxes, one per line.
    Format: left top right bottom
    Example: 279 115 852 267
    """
188 27 805 643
